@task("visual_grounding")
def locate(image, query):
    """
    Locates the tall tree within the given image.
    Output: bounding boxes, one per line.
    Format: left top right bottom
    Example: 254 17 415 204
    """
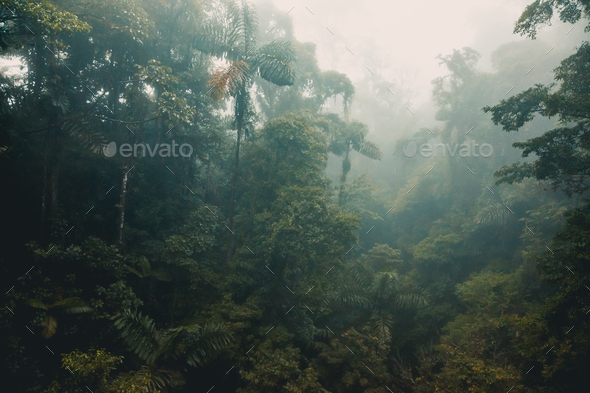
484 42 590 196
194 0 296 262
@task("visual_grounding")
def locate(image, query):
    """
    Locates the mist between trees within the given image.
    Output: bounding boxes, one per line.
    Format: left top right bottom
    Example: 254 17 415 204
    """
1 1 589 392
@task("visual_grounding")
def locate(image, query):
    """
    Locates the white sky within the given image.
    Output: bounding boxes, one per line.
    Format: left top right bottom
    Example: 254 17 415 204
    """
2 0 583 105
257 0 579 103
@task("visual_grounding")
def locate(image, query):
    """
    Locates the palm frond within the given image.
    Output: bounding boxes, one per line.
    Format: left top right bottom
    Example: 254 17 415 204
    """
313 326 334 339
350 265 372 289
256 41 296 63
150 269 172 282
41 315 58 339
127 267 144 278
343 122 381 160
358 140 382 160
476 202 512 225
195 0 259 61
138 256 151 277
239 0 259 49
208 61 249 101
46 297 93 314
252 41 296 86
51 95 70 114
335 285 372 308
370 310 393 346
369 271 398 299
62 119 106 153
135 365 185 392
395 292 428 308
62 305 93 314
346 122 368 148
114 310 231 368
113 310 160 364
169 322 233 367
194 24 241 60
27 299 48 310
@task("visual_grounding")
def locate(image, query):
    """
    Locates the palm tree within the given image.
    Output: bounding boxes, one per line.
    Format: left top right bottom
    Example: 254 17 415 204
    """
194 0 296 262
333 245 426 346
324 119 381 204
475 202 513 225
330 121 382 184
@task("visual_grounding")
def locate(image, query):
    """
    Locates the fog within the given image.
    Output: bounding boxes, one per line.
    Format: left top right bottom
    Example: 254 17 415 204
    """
258 0 579 101
249 0 585 186
2 1 590 391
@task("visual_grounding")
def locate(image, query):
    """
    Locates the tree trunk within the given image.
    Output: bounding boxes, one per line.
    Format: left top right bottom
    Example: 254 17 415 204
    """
225 120 241 264
49 162 59 215
47 110 60 221
338 147 351 205
41 149 47 241
225 85 249 264
117 163 129 244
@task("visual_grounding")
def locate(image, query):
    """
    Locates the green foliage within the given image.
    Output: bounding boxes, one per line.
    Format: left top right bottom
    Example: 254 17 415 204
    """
476 202 514 225
238 327 326 393
3 0 589 392
484 41 590 195
127 256 171 281
113 309 232 367
456 271 519 315
1 0 91 49
27 296 92 338
315 328 392 393
324 117 382 186
514 0 590 39
255 42 355 119
435 341 521 393
333 244 425 346
198 0 295 105
321 70 356 113
43 348 158 393
429 269 531 392
253 40 297 86
61 348 123 387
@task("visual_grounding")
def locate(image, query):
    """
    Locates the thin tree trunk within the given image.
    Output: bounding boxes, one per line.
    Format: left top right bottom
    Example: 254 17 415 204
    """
48 111 60 220
225 87 247 264
170 289 177 326
49 163 59 215
41 148 47 241
225 122 241 264
117 164 129 244
338 147 350 205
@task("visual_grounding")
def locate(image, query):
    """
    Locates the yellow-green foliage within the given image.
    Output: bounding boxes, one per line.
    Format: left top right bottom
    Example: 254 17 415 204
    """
238 327 326 393
43 349 154 393
12 0 91 34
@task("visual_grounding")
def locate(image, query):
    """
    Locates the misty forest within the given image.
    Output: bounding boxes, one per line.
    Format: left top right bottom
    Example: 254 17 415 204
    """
1 0 590 392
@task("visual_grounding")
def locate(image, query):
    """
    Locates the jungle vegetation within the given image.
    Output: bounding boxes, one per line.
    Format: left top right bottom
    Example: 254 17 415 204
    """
1 0 589 392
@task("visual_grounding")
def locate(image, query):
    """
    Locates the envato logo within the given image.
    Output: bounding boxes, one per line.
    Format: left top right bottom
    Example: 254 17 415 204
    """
103 141 193 158
403 140 493 158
